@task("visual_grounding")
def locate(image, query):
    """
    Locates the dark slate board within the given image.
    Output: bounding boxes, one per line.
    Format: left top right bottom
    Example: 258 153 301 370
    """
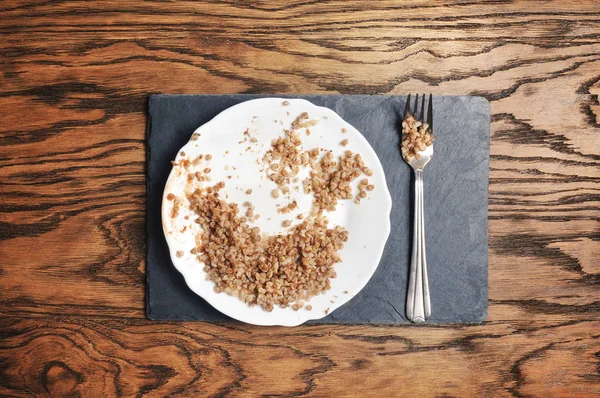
147 94 489 324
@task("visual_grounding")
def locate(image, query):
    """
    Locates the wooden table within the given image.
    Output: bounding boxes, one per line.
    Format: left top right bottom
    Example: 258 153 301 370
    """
1 1 599 396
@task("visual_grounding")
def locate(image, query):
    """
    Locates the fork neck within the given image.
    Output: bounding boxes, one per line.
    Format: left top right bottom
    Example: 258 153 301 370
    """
414 168 424 181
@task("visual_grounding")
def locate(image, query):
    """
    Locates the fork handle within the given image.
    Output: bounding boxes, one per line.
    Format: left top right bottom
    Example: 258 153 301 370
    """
406 168 431 323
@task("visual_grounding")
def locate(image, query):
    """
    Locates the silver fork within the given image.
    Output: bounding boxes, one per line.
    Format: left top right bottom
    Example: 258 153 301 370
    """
403 93 433 323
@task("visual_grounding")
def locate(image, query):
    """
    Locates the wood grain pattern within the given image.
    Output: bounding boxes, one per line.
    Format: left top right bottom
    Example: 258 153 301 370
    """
0 0 599 396
1 318 600 397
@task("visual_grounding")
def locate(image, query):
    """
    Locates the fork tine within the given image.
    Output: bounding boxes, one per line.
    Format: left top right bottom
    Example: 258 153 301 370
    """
427 93 433 131
404 93 411 117
420 93 425 124
413 93 419 117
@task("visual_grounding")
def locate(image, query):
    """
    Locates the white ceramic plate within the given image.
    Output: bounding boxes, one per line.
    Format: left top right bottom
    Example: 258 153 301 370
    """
162 98 392 326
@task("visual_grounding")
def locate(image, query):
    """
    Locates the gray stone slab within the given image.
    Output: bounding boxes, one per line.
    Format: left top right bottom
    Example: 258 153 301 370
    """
147 94 489 324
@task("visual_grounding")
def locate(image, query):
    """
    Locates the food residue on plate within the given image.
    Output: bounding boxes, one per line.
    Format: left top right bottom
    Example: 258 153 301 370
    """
166 108 377 312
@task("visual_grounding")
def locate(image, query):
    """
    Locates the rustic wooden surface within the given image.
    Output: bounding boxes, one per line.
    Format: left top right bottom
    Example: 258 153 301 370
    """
1 0 599 396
